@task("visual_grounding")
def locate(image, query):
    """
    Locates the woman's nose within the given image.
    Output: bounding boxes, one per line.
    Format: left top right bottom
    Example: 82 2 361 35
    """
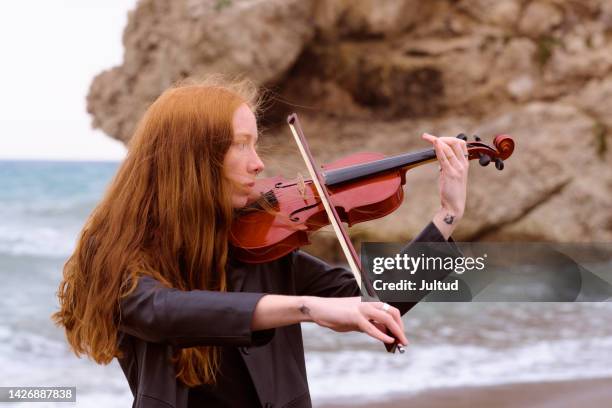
251 152 265 175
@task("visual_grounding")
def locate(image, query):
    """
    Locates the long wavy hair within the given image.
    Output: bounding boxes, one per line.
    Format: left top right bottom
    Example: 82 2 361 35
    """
53 77 259 386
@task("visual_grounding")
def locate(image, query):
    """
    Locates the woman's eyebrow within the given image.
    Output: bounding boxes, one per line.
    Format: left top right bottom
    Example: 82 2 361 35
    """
235 132 258 141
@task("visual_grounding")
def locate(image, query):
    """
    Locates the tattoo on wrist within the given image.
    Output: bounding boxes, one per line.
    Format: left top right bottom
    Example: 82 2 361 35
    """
443 213 455 225
299 304 311 316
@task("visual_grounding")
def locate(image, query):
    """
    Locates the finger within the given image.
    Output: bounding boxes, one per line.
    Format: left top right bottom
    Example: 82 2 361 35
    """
371 320 410 347
422 133 452 171
369 309 408 345
421 133 438 144
360 318 395 344
370 303 409 345
447 138 468 165
371 321 405 347
432 139 452 172
437 138 463 165
375 303 404 333
388 306 405 334
436 140 458 171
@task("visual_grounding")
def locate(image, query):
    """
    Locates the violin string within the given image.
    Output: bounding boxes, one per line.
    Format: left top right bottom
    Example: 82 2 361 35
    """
259 184 393 205
259 145 489 202
248 189 385 224
252 148 450 207
251 183 391 209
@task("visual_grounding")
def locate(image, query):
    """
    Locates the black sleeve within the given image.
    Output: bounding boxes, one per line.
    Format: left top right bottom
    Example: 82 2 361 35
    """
389 222 465 315
292 249 361 298
293 221 462 314
119 275 275 348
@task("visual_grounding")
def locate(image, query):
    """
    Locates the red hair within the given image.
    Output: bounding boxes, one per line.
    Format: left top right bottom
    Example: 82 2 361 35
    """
54 78 259 386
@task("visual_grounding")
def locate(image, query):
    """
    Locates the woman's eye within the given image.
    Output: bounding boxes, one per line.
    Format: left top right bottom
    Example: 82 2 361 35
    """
234 140 256 152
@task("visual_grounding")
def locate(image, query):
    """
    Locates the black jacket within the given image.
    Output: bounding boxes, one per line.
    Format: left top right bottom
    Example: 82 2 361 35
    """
117 222 458 408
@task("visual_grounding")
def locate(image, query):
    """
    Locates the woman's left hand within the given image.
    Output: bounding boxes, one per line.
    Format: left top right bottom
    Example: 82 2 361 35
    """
421 133 469 238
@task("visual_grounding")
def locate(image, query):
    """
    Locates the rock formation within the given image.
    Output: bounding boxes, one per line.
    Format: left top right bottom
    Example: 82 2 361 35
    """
88 0 612 254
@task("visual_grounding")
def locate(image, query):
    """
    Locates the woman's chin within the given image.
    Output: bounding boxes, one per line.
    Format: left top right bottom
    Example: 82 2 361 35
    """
231 195 249 209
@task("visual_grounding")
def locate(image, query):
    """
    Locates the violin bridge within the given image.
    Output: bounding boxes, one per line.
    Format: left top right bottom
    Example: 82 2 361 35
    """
296 172 306 199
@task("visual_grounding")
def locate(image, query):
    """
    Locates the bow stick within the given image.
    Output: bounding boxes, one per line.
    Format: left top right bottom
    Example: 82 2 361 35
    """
287 113 404 354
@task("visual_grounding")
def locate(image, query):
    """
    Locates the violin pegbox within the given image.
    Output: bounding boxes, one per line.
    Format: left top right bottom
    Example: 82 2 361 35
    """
456 133 515 171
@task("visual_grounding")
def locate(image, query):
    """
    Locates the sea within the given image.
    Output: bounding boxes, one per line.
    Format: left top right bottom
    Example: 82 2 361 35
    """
1 160 612 407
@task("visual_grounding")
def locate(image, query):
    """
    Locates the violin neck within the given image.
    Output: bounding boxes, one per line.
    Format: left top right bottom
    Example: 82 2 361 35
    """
323 149 436 186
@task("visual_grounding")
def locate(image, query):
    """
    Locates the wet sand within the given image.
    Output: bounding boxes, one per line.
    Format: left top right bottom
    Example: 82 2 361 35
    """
321 377 612 408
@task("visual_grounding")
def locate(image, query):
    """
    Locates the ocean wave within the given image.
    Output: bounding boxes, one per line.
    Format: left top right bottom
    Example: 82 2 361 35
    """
0 326 132 407
0 224 79 257
0 196 98 219
0 161 115 258
306 335 612 403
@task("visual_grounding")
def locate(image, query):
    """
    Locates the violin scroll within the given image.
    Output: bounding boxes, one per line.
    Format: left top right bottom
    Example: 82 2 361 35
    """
493 134 514 160
458 133 515 171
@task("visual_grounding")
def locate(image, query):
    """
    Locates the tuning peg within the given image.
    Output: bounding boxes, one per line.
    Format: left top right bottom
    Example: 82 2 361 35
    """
479 153 491 166
456 133 468 141
494 158 504 170
473 134 481 142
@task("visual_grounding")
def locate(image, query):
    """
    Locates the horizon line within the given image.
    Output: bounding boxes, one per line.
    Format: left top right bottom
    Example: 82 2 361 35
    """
0 157 124 163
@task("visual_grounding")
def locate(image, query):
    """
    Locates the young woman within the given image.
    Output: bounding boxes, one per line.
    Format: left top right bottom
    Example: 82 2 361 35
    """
54 79 468 408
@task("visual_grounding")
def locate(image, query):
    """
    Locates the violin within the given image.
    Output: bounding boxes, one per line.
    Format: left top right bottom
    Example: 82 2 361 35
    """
231 113 514 354
229 121 515 264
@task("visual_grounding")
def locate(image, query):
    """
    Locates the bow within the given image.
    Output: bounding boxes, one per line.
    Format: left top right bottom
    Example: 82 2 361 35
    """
287 113 404 354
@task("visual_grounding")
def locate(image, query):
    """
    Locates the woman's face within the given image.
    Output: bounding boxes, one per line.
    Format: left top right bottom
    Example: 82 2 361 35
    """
223 103 265 208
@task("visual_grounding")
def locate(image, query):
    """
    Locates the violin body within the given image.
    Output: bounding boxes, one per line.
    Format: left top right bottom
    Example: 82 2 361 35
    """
230 152 407 263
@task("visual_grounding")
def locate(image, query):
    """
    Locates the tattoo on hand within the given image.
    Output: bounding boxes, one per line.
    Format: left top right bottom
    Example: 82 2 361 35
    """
443 214 455 225
299 304 311 316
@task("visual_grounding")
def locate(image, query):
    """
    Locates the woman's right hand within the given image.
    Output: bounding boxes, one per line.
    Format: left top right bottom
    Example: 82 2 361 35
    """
299 296 408 346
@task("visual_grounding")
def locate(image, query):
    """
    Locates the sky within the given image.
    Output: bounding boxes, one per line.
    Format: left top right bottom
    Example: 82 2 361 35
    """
0 1 139 161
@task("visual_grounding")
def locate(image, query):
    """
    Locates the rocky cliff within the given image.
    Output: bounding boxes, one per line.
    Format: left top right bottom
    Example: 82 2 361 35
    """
87 0 612 251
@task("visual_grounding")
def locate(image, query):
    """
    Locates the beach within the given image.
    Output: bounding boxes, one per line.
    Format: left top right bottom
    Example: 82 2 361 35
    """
323 377 612 408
